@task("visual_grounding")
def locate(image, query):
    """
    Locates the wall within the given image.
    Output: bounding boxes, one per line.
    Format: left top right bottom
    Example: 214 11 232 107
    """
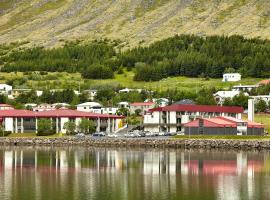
4 118 13 132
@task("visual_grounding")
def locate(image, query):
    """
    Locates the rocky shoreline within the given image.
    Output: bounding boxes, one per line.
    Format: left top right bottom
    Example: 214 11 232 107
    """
0 137 270 150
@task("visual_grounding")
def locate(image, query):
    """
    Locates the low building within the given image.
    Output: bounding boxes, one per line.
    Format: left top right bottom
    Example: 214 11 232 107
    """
130 102 155 115
0 109 124 134
119 88 142 93
173 99 196 105
144 104 244 133
184 116 264 136
145 98 169 107
33 104 56 112
101 107 118 115
0 84 12 95
117 102 130 109
222 73 241 82
232 85 258 92
0 104 14 110
250 94 270 104
76 102 103 114
214 91 248 105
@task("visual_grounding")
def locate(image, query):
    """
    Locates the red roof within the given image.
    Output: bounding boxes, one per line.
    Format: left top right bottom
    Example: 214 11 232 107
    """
0 109 124 119
130 102 155 106
258 79 270 85
149 104 243 114
185 118 236 128
185 117 264 128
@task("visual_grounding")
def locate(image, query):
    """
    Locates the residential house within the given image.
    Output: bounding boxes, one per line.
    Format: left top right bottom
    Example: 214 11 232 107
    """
76 102 103 114
222 73 241 82
117 102 130 109
0 84 12 95
214 91 248 105
0 104 14 110
250 94 270 104
143 104 244 133
119 88 142 93
232 85 258 92
130 102 155 115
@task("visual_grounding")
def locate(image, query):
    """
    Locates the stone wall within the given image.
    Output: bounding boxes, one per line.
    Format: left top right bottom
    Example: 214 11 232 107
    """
0 138 270 150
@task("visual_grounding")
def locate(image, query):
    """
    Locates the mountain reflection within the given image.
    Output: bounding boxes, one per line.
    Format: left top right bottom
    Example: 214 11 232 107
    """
0 147 270 200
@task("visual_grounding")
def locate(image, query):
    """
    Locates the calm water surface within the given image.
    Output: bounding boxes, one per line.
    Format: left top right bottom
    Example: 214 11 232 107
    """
0 147 270 200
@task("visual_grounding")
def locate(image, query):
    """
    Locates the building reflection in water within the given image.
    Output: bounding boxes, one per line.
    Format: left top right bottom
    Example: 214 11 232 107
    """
0 148 269 200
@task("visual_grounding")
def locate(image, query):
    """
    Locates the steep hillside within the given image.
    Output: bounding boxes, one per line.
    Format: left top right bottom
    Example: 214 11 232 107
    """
0 0 270 47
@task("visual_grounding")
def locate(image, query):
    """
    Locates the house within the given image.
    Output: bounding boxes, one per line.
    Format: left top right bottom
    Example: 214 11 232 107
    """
222 73 241 82
232 85 258 92
101 107 118 115
33 103 56 112
117 102 130 109
184 116 264 136
0 109 124 134
143 104 244 133
173 99 196 105
119 88 142 93
0 104 14 110
130 102 155 115
145 98 169 107
83 89 97 101
250 94 270 104
0 84 12 95
76 102 103 114
214 91 248 105
258 79 270 86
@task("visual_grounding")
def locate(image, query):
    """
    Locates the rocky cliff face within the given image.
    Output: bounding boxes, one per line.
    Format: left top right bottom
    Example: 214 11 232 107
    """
0 0 270 47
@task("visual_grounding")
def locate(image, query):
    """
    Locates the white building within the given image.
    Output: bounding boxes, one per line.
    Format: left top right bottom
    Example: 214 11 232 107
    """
101 107 118 115
119 88 142 93
117 102 130 109
130 102 155 115
76 102 103 114
232 85 258 92
0 104 14 110
222 73 241 82
214 91 249 105
0 84 12 95
143 104 243 133
145 98 169 107
33 103 56 112
250 94 270 104
0 109 124 134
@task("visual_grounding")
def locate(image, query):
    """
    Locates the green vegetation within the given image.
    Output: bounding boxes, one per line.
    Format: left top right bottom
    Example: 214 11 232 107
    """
1 35 270 82
78 119 96 134
37 118 55 136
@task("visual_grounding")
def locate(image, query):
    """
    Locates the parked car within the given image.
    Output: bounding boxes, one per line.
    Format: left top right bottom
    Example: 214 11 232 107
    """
75 133 85 138
108 133 118 138
93 132 106 137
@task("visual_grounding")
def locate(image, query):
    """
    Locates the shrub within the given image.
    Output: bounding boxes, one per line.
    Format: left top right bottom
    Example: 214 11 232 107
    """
37 118 55 136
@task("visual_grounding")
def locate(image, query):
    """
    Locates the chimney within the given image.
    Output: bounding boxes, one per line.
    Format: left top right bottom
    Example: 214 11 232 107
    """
248 99 254 122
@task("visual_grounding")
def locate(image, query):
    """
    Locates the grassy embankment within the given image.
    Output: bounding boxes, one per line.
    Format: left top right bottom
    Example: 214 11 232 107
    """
0 71 262 91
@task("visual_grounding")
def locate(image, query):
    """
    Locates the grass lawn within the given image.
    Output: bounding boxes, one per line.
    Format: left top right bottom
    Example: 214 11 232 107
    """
0 71 263 91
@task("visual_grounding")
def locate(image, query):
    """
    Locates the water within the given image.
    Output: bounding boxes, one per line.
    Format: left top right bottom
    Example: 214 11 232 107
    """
0 147 270 200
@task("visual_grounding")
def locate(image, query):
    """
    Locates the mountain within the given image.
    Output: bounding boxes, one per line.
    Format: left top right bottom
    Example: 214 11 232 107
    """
0 0 270 47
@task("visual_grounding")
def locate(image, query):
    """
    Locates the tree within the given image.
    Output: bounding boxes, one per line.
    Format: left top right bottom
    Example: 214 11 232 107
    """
232 92 249 109
116 107 130 116
37 118 55 136
63 121 76 135
78 118 96 134
255 99 267 113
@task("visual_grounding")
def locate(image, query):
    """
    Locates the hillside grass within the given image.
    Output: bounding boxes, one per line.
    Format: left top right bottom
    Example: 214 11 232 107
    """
0 71 262 91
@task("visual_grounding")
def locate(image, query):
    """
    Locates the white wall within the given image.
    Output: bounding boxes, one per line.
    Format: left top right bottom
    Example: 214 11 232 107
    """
60 117 69 134
170 112 176 124
143 112 160 124
4 118 13 132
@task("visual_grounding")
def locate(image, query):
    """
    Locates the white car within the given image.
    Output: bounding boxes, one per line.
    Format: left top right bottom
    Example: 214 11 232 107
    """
108 133 118 138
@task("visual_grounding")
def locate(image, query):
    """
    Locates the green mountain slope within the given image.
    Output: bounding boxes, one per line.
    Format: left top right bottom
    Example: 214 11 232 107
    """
0 0 270 47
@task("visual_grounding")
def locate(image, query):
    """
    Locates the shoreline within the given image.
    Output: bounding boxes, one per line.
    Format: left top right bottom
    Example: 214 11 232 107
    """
0 137 270 150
